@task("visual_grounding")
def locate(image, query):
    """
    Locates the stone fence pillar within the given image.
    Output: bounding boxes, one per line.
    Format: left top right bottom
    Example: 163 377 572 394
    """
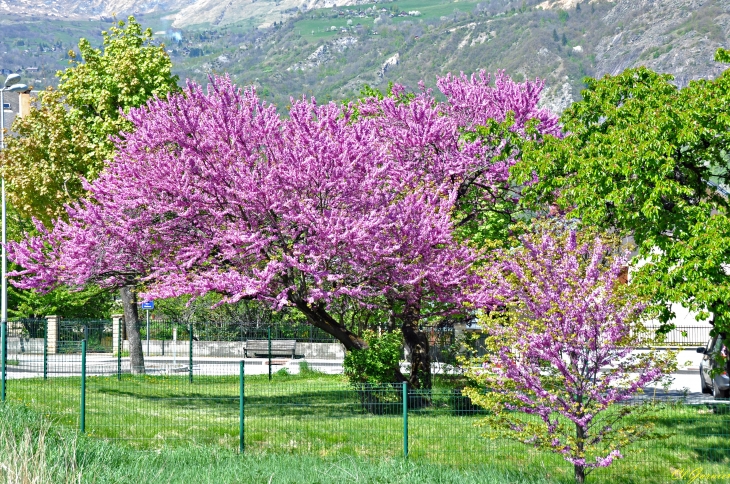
46 315 59 354
112 314 123 355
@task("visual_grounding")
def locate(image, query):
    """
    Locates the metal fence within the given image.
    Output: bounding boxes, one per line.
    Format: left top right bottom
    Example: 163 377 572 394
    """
60 319 113 354
0 325 729 484
653 326 714 347
138 319 338 344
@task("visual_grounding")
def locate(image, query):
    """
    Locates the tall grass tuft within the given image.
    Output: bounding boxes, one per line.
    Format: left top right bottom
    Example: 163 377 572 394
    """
0 411 82 484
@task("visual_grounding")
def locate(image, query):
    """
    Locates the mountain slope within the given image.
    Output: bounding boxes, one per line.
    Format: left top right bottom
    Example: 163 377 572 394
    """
0 0 191 19
1 0 728 113
165 0 728 111
0 0 367 26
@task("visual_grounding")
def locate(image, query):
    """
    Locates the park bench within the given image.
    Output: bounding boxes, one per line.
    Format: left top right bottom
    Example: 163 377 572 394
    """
245 339 296 358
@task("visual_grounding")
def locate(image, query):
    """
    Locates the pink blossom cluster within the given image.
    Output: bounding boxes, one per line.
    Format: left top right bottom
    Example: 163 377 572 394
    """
478 229 673 473
8 72 557 317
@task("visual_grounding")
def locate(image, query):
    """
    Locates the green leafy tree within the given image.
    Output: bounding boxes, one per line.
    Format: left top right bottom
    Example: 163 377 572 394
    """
0 17 179 368
1 16 179 224
9 284 112 320
515 51 730 375
344 329 403 384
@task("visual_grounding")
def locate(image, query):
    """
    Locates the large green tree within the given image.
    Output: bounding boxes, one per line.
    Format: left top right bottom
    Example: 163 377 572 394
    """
1 17 179 224
1 17 179 370
515 50 730 373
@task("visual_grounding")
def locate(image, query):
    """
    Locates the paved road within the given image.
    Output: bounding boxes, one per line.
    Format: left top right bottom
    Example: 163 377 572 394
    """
4 349 725 403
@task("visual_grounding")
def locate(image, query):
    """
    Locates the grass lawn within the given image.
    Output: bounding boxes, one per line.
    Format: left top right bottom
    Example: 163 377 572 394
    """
292 0 483 41
0 402 560 484
5 370 729 483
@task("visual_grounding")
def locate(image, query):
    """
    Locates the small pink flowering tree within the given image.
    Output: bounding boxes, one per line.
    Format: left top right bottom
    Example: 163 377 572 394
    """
466 225 675 483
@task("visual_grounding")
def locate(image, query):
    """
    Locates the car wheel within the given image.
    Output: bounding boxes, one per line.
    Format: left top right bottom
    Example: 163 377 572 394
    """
712 382 730 400
701 369 713 394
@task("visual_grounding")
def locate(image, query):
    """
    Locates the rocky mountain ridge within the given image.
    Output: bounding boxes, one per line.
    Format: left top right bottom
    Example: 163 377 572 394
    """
0 0 371 27
1 0 728 114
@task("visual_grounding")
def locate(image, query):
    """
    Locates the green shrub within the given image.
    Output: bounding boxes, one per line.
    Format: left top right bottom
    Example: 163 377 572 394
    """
298 361 323 376
343 329 402 385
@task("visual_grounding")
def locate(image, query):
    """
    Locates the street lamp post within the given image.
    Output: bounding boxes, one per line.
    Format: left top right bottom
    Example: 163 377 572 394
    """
0 74 29 327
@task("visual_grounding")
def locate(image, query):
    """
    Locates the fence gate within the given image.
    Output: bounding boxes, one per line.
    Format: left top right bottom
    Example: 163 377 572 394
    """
59 319 113 353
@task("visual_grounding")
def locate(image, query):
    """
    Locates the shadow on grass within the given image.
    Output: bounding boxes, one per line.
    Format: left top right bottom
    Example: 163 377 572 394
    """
646 403 730 465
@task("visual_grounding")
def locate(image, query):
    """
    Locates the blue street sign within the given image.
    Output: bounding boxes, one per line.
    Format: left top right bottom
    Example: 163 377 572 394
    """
141 301 154 310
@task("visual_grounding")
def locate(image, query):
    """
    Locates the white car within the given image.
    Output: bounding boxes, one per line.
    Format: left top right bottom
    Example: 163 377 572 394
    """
698 335 730 399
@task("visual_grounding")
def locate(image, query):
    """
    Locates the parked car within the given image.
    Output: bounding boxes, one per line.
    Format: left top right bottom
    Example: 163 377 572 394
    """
698 335 730 399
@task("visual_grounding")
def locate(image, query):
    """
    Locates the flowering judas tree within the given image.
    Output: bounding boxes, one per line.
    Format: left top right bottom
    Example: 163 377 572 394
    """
9 72 559 386
355 72 560 386
9 77 473 382
361 72 561 242
466 226 675 483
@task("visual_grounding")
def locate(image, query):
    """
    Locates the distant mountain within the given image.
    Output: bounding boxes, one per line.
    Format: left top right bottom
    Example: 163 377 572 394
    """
1 0 728 113
166 0 728 112
0 0 369 27
0 0 191 20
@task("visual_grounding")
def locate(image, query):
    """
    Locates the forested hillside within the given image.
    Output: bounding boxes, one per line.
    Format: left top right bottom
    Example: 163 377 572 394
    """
1 0 729 110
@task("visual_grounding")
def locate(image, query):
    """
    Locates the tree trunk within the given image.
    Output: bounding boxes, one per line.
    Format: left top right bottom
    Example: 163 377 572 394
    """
120 286 145 374
574 463 585 484
292 297 433 389
401 301 432 390
709 308 729 387
292 300 368 350
574 422 586 484
722 330 730 382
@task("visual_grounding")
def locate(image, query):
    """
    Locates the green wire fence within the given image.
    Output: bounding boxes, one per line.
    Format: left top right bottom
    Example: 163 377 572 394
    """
0 319 728 484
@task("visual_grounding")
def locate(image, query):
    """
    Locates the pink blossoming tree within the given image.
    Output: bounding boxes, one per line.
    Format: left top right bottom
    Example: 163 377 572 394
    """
353 72 560 385
466 226 676 483
9 72 559 384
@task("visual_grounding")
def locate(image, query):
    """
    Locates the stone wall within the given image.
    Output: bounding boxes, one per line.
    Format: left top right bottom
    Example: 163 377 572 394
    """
121 340 345 359
6 337 44 354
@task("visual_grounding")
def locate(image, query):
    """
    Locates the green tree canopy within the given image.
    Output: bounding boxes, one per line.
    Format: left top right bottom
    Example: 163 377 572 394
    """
515 51 730 345
1 17 179 224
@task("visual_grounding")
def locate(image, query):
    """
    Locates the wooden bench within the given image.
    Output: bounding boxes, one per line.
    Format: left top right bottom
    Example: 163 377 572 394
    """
245 340 296 358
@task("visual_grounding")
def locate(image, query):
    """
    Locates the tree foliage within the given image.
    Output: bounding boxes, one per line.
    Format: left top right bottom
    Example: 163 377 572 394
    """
9 71 558 388
1 17 179 224
466 225 675 483
515 54 730 354
344 329 403 384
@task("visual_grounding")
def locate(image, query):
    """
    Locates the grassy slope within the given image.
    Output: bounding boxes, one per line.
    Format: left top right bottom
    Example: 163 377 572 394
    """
0 402 559 484
173 1 587 105
3 0 728 109
4 371 730 484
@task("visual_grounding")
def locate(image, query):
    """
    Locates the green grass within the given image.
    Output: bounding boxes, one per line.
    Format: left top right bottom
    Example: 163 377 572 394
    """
292 0 483 40
5 371 730 483
0 404 561 484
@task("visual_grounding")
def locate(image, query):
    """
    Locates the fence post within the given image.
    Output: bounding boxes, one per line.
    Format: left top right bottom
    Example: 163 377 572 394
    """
117 319 121 381
80 339 86 433
268 326 272 381
112 314 122 355
43 318 48 380
46 315 59 355
402 381 408 459
239 360 245 453
1 321 6 402
189 323 193 384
